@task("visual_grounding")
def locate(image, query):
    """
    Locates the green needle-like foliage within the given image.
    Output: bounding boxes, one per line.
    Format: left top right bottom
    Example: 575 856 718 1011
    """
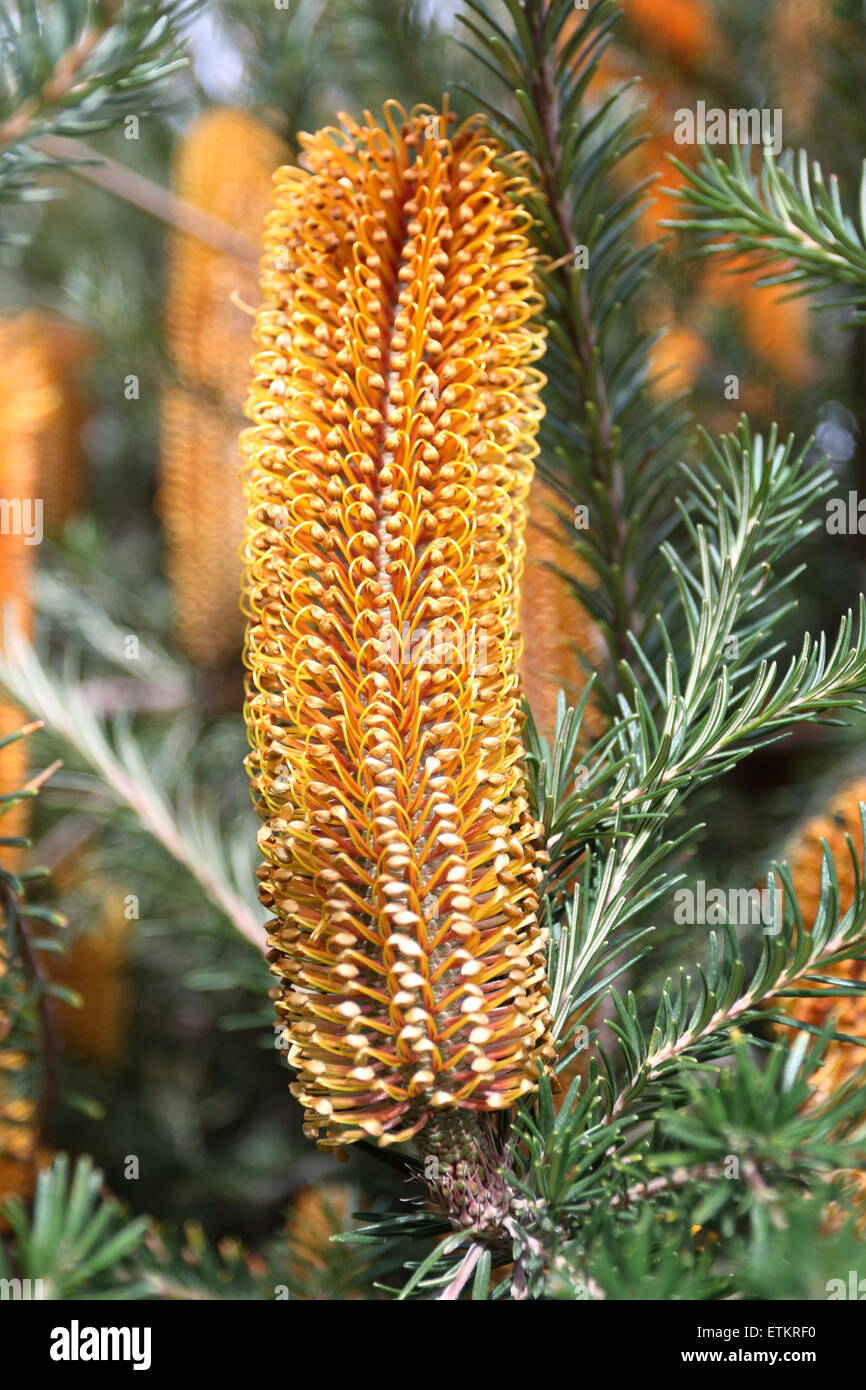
0 1154 148 1299
671 144 866 321
0 0 194 230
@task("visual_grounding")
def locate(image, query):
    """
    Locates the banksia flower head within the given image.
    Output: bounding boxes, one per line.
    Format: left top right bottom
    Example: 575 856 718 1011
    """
45 864 130 1068
0 317 55 869
703 252 813 388
780 778 866 1103
0 317 53 636
620 0 723 74
776 777 866 1228
519 479 602 744
770 0 838 140
283 1183 365 1298
243 103 553 1169
648 321 707 401
25 311 93 535
160 108 286 667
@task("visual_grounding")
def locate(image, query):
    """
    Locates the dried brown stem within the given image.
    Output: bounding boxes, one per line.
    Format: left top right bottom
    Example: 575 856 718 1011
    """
32 135 260 265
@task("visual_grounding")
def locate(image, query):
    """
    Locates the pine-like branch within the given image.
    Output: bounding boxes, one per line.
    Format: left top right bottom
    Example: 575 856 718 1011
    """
0 0 195 233
0 1154 148 1299
670 145 866 320
0 624 263 949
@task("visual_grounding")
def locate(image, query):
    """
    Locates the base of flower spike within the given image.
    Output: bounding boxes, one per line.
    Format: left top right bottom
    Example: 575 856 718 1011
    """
415 1109 516 1240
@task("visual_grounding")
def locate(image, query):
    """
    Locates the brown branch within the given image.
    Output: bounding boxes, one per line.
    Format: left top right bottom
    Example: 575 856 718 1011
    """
609 1163 723 1208
0 23 103 145
32 135 260 265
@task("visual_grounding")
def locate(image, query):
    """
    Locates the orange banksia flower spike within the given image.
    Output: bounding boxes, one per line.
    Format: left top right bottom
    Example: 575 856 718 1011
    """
648 321 708 402
519 478 602 744
780 778 866 1102
776 778 866 1226
160 108 286 668
243 103 554 1206
703 252 814 389
619 0 723 75
770 0 839 141
23 311 94 536
283 1183 365 1298
0 317 56 870
44 863 131 1069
